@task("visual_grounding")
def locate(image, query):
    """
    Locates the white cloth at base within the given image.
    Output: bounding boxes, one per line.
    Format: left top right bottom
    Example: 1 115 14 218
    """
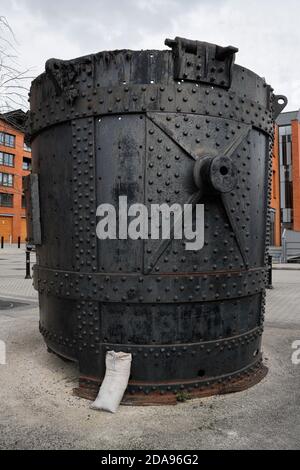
90 350 132 413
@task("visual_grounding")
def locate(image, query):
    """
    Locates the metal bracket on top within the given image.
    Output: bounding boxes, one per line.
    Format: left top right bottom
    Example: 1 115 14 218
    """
165 37 238 89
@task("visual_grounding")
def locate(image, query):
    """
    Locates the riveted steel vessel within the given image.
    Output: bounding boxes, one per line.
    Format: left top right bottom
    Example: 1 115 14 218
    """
26 37 287 404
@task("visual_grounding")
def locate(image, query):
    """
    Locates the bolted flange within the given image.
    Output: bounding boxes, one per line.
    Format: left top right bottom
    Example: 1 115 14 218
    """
193 154 237 195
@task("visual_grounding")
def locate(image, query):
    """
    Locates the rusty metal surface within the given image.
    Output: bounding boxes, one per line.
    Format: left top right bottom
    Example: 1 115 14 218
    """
27 37 286 404
74 361 268 405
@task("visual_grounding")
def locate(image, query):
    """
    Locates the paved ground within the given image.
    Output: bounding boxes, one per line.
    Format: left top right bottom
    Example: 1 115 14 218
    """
0 247 299 450
0 245 37 301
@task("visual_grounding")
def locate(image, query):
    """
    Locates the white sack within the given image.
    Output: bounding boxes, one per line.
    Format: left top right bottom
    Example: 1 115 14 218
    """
90 350 132 413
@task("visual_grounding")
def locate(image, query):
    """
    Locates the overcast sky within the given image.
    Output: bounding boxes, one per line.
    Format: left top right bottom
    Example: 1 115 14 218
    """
2 0 299 111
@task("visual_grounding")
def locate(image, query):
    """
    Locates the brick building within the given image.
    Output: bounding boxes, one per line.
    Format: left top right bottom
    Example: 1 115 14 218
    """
276 110 300 230
270 109 300 250
0 110 31 243
270 125 281 247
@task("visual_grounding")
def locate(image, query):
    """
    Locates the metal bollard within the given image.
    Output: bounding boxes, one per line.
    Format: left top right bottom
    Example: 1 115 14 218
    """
266 255 273 289
1 236 3 249
25 250 32 279
18 236 21 248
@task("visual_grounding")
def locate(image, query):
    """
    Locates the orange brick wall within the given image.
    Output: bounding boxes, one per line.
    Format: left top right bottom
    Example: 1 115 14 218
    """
271 125 281 246
0 118 31 243
291 119 300 231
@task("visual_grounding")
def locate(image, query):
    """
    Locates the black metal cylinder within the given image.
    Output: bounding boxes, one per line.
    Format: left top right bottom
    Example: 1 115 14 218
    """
27 37 286 404
266 255 273 289
25 250 31 279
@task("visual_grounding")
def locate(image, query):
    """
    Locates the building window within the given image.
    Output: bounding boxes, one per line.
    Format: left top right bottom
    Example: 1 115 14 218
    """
0 151 14 167
0 172 14 187
0 192 13 207
21 195 26 208
279 125 293 227
0 131 16 148
22 157 31 171
23 142 31 152
272 170 276 199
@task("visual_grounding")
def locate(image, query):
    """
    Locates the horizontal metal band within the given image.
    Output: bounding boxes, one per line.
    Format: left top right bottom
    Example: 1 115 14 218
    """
34 265 267 303
28 83 273 138
40 322 262 352
126 359 264 394
77 359 266 401
79 327 262 392
41 321 262 385
100 325 263 354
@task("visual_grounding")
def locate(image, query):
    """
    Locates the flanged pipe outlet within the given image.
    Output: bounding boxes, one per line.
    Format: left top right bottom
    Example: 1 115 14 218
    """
193 155 237 195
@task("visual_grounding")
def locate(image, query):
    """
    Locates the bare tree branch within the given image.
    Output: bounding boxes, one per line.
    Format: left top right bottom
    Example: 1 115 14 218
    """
0 16 34 113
